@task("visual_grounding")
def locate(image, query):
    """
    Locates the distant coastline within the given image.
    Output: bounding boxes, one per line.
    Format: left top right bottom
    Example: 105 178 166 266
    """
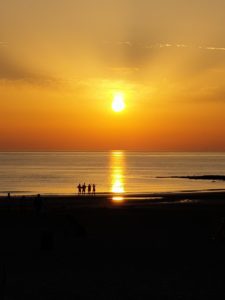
157 175 225 181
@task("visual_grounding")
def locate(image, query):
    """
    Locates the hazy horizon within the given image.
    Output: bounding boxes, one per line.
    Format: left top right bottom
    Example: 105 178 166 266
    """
1 150 225 153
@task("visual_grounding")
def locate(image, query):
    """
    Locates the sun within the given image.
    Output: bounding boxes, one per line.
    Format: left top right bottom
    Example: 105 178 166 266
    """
112 93 125 112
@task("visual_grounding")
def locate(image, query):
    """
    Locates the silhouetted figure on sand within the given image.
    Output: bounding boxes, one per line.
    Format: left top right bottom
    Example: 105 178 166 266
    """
82 183 87 194
88 184 91 194
77 183 82 194
34 194 43 214
92 184 96 195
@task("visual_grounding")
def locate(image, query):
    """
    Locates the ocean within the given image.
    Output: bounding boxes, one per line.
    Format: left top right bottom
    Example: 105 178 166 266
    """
0 151 225 195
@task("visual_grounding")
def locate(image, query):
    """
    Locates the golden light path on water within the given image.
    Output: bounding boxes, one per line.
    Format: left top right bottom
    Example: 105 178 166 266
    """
111 151 125 202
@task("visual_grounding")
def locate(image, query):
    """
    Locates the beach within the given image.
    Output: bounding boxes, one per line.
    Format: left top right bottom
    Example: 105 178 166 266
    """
1 190 225 299
2 0 225 297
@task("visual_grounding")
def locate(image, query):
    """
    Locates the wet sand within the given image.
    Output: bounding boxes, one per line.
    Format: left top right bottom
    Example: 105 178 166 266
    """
1 190 225 299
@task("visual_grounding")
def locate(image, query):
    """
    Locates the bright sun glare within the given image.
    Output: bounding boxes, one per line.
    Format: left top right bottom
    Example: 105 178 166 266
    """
112 93 125 112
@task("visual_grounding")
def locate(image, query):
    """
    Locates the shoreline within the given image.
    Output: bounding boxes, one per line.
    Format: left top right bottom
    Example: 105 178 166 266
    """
1 189 225 210
1 174 225 197
1 187 225 196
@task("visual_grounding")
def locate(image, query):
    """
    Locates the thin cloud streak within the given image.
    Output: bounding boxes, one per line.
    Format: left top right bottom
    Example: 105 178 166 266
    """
103 40 225 53
199 46 225 51
146 43 225 52
0 42 8 47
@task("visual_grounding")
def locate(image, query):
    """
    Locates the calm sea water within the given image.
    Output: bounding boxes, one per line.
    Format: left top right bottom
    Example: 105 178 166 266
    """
0 152 225 195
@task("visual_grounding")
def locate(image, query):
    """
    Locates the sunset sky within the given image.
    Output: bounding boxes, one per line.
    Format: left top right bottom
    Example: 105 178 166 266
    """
1 0 225 151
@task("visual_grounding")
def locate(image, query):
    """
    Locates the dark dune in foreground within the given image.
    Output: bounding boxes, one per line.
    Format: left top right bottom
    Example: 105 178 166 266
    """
1 190 225 299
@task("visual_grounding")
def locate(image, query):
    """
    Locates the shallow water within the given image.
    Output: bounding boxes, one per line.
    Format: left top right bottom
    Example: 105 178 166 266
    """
0 151 225 195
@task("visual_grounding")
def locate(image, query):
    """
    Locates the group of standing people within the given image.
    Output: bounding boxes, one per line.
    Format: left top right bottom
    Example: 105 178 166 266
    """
77 183 96 195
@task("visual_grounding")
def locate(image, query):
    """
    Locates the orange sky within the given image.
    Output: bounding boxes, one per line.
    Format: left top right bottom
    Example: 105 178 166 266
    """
1 0 225 151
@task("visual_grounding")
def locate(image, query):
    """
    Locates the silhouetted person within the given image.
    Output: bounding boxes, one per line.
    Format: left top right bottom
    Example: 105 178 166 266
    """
88 184 91 194
7 192 10 200
92 184 96 195
82 183 86 194
77 183 82 194
34 194 43 214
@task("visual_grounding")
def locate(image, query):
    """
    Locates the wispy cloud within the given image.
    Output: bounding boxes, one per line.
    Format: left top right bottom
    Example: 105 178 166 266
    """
103 40 132 47
146 43 225 52
0 42 8 47
104 40 225 53
117 41 132 47
199 46 225 51
0 57 58 87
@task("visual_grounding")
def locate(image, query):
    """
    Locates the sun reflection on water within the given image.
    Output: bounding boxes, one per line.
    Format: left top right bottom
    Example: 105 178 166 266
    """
112 196 124 202
112 170 124 193
111 151 125 202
